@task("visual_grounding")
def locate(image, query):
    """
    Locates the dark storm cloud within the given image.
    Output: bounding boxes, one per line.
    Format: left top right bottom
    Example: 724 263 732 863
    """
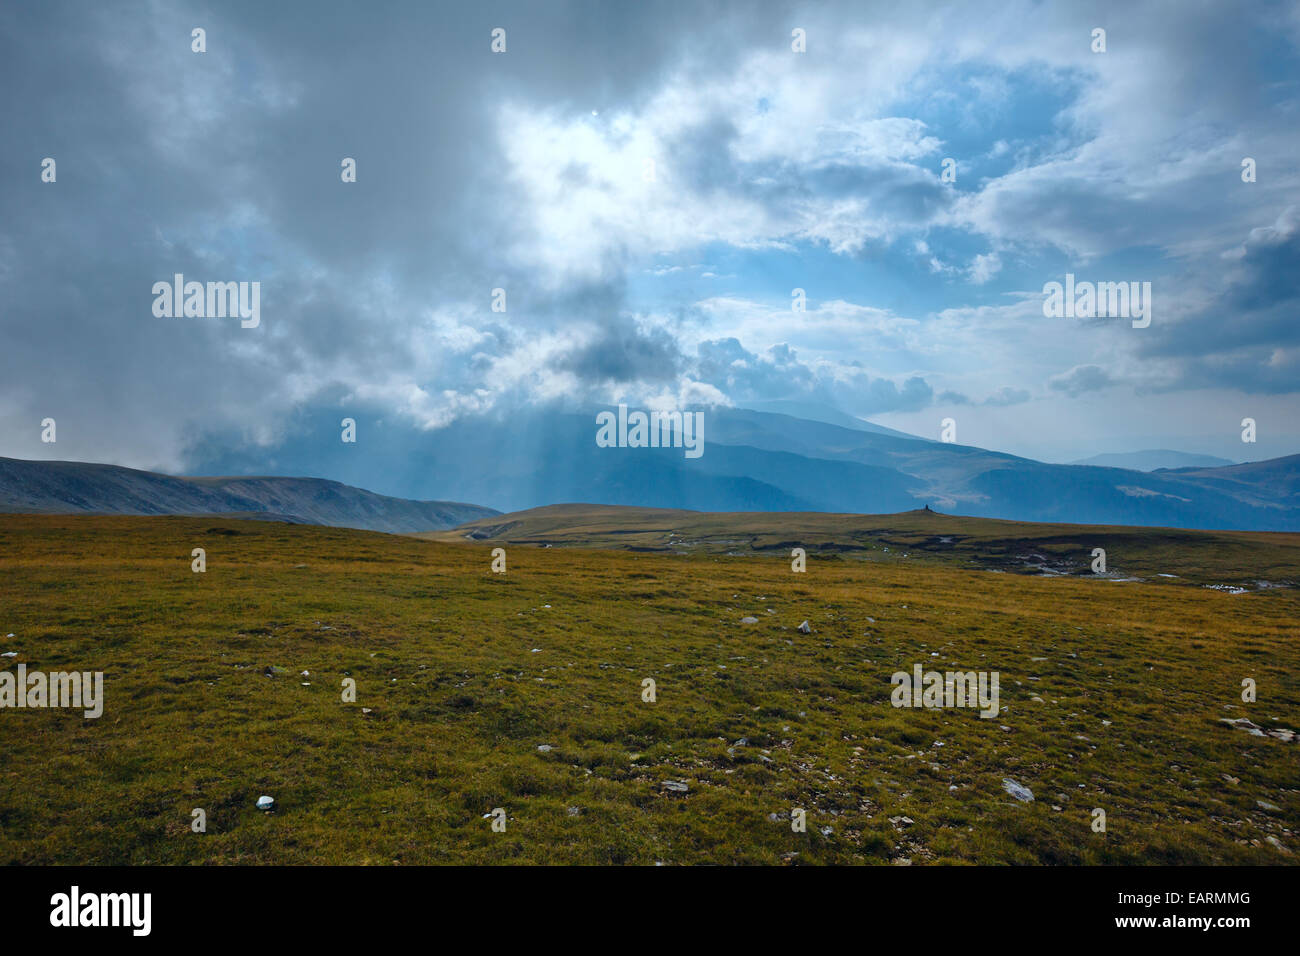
1137 206 1300 394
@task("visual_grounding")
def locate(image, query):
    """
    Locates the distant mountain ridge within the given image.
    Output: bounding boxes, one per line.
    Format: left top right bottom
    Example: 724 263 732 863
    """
1071 449 1237 471
0 457 498 533
52 405 1300 534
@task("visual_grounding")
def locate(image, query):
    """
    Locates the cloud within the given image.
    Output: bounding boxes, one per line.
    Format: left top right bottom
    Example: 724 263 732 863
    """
1 0 1298 475
1050 364 1116 396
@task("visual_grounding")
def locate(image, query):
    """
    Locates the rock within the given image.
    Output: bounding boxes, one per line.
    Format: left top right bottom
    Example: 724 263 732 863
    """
661 780 689 795
0 651 15 658
566 806 582 816
1002 778 1034 802
797 620 812 634
537 744 554 752
740 616 759 624
1219 716 1265 736
1265 835 1291 854
255 795 275 811
1257 800 1282 813
888 815 914 827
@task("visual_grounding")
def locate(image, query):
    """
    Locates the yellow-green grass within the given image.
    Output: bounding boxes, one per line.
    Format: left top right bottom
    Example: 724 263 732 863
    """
0 513 1296 865
434 504 1300 586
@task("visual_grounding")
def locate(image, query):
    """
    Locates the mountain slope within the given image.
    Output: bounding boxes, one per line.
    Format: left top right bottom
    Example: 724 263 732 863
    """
1071 450 1237 471
178 405 1300 531
0 457 497 533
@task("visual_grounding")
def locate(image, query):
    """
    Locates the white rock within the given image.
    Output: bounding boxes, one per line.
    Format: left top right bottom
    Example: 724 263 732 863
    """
256 795 275 811
1002 778 1034 802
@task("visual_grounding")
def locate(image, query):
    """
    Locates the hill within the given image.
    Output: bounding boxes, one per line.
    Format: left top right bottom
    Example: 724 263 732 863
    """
1071 450 1237 471
439 503 1300 588
0 457 497 533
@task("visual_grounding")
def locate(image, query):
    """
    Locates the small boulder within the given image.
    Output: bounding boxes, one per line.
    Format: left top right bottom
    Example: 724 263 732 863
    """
1002 778 1034 802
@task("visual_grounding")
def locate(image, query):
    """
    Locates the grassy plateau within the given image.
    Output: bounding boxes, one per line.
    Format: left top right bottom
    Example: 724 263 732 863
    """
1 509 1297 865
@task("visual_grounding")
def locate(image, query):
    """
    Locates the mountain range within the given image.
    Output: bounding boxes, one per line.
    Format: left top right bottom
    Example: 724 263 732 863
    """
0 456 496 533
1070 450 1238 471
5 405 1298 532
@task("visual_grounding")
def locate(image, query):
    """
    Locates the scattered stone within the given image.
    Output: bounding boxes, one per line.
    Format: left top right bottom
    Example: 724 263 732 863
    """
1257 800 1282 813
1265 836 1291 854
661 780 689 794
537 744 554 753
1222 774 1239 785
797 621 812 634
256 795 275 812
1218 716 1298 740
0 651 15 658
740 616 759 624
888 815 914 827
566 806 582 816
1219 717 1265 736
1002 778 1034 802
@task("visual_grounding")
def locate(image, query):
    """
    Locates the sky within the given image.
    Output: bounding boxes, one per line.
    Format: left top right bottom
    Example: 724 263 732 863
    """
1 0 1298 473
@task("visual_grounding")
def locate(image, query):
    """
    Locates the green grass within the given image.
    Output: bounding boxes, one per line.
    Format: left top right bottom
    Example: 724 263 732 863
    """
0 512 1297 865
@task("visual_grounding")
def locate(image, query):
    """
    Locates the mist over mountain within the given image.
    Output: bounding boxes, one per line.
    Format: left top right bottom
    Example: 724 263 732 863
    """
176 406 1300 532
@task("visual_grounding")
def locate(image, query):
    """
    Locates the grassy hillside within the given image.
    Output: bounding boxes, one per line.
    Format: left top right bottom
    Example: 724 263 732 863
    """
0 457 498 533
438 504 1300 588
1 513 1297 864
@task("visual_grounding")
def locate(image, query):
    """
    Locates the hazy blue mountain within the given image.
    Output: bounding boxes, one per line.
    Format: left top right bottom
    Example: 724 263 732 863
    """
175 405 1300 531
736 399 926 441
0 457 497 533
1071 450 1237 471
